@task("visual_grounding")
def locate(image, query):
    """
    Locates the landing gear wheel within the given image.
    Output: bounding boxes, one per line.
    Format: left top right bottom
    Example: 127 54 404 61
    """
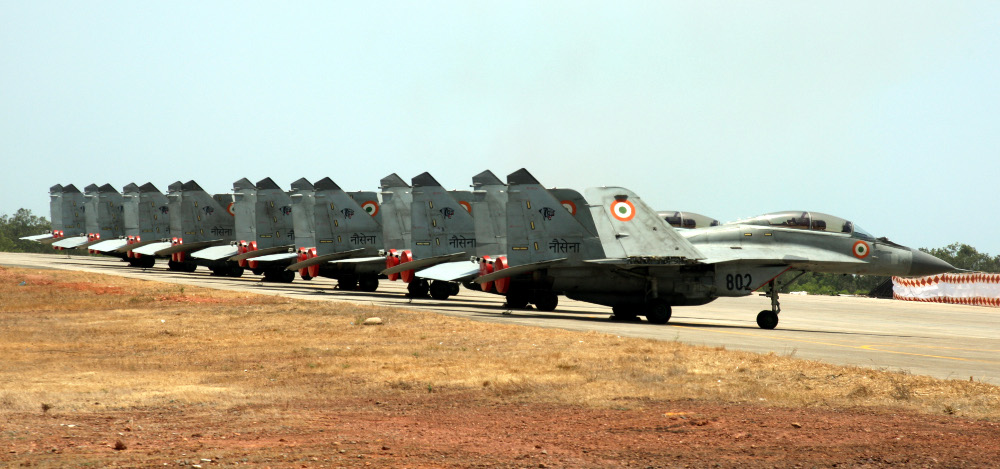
407 279 430 298
645 302 672 325
226 267 245 278
505 290 530 309
167 260 183 271
611 305 639 321
277 269 294 282
139 257 155 268
358 275 379 292
183 262 197 273
338 276 358 290
532 291 559 312
429 281 453 300
756 310 779 330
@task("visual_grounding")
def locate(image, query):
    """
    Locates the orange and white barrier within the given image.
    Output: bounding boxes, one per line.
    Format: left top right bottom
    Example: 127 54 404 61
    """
893 273 1000 307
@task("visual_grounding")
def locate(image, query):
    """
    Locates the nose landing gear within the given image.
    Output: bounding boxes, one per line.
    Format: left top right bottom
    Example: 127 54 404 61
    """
756 279 780 329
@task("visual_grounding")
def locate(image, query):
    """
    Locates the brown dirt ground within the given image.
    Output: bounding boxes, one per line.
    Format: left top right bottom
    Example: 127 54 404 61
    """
2 266 1000 467
5 394 1000 467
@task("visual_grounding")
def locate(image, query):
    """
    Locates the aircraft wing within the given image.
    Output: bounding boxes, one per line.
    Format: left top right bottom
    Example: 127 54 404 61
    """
252 252 299 263
154 239 227 256
229 244 295 262
190 245 241 261
416 261 480 282
51 236 90 249
19 233 54 242
473 258 568 284
285 249 367 271
131 241 173 256
89 239 129 253
381 252 468 275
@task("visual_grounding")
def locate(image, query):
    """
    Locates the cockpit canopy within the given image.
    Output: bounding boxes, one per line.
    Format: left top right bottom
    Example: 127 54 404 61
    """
731 211 874 240
659 211 721 229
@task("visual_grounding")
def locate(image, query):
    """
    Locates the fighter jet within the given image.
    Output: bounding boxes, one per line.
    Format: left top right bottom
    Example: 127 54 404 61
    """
55 184 126 255
185 178 298 282
244 178 319 280
285 174 409 291
380 172 480 298
21 184 85 246
474 169 955 329
111 182 171 268
131 181 240 275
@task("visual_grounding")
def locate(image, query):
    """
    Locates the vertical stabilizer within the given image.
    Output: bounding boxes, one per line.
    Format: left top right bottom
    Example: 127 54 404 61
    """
410 172 477 258
584 187 704 260
175 181 235 243
505 169 604 266
471 170 508 256
379 174 412 250
289 178 315 249
313 177 384 256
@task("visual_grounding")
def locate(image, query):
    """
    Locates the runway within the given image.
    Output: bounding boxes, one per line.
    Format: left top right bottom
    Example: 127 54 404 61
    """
3 252 998 384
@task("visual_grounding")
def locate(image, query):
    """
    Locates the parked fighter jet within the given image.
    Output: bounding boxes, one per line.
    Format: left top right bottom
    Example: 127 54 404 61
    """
285 174 406 291
62 184 126 256
475 169 955 329
184 178 298 282
381 172 479 298
131 181 239 275
21 184 85 246
111 182 171 268
247 178 319 279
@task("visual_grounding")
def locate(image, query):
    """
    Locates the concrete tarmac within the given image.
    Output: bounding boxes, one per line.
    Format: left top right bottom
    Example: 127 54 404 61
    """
3 252 998 384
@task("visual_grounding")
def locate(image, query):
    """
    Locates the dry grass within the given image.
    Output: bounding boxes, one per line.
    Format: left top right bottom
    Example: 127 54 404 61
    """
1 265 999 420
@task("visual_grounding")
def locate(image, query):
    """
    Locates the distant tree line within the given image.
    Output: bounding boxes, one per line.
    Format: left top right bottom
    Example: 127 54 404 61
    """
2 208 997 295
0 209 54 254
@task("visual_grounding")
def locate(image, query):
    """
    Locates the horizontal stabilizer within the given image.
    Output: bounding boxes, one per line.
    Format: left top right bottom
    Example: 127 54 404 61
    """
89 239 129 252
154 239 227 256
285 248 367 271
19 233 54 241
112 238 163 253
416 261 480 282
74 239 107 250
190 245 241 261
326 256 386 265
131 241 173 256
251 252 299 263
229 244 295 261
51 236 90 249
380 252 468 275
474 258 567 284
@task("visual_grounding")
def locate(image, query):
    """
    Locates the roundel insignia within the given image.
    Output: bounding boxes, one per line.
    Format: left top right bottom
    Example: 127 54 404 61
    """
852 240 870 259
360 201 379 216
610 200 635 222
560 200 577 216
459 201 472 213
226 202 236 216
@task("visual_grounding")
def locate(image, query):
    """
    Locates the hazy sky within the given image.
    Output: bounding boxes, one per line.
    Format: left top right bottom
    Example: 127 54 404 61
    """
3 2 998 253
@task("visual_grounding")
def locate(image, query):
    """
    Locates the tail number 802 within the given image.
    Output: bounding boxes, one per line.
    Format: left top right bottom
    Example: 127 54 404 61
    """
725 273 752 291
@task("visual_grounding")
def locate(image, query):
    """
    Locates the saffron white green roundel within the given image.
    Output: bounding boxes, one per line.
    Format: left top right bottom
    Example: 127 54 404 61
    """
610 200 635 222
361 201 379 216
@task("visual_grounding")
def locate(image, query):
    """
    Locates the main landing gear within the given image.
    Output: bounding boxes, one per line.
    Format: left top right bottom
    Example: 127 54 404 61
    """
756 280 780 330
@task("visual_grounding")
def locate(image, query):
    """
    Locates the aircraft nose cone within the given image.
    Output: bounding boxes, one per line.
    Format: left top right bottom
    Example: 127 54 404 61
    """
908 250 955 277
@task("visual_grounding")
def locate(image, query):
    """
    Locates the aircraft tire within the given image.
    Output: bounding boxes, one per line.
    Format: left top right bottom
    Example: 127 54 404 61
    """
756 311 779 330
645 302 672 324
429 281 452 300
167 260 183 271
227 267 245 278
339 276 359 290
358 275 379 292
505 291 530 309
210 267 226 277
139 257 156 268
407 279 430 298
183 263 197 273
611 305 639 321
532 291 559 312
278 270 295 283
